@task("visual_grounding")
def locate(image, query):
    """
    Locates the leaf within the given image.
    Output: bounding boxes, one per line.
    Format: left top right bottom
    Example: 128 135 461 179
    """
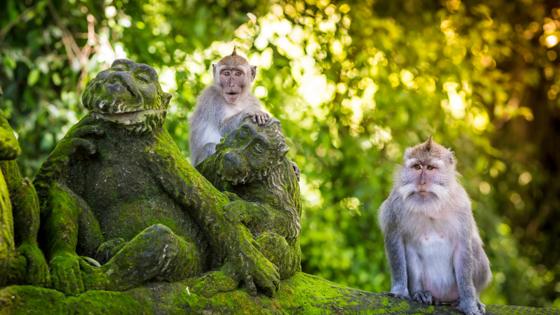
27 69 40 86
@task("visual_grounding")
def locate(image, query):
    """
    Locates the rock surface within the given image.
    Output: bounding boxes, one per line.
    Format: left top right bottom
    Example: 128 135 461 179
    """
1 272 557 315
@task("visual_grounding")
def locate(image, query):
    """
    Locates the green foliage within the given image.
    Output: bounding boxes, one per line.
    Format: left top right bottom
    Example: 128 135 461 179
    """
1 0 559 308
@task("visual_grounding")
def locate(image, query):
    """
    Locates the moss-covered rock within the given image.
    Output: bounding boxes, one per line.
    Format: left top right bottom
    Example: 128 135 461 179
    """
1 272 557 315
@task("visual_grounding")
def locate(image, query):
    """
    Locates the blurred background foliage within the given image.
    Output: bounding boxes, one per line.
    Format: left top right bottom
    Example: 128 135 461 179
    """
1 0 559 308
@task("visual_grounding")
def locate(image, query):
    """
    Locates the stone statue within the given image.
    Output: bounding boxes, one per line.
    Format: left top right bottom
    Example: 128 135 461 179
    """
33 59 280 296
0 114 50 287
197 117 302 280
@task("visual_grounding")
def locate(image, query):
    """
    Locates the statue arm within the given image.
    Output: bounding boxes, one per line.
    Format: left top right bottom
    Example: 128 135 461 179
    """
43 182 87 294
149 129 280 296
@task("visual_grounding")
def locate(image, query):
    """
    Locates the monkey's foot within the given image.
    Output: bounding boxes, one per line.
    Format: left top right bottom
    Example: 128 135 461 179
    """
412 290 433 305
387 290 409 300
477 300 486 314
456 299 484 315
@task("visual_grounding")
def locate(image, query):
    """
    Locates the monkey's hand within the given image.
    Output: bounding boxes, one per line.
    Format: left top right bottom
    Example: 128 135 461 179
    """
388 285 410 299
250 111 270 126
456 298 484 315
50 251 85 295
226 228 280 297
18 242 50 286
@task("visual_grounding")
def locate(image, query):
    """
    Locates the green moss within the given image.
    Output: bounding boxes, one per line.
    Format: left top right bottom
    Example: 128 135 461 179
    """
0 114 49 287
0 115 21 161
1 273 555 314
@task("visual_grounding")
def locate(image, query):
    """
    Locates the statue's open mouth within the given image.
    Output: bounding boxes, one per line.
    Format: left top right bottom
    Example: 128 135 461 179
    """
92 109 166 126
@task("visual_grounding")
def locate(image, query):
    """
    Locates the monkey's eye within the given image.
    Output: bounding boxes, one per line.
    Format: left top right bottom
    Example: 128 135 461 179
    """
426 165 437 170
234 70 243 77
221 70 231 76
412 164 422 170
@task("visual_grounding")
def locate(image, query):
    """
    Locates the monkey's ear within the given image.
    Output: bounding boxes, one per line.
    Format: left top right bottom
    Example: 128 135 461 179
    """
162 92 172 107
404 148 412 159
447 149 456 165
250 65 257 81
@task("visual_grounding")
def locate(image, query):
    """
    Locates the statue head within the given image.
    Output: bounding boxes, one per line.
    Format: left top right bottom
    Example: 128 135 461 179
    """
82 59 172 133
215 117 289 185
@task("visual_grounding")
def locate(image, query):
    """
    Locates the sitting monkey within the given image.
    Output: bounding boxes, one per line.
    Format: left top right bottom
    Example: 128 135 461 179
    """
189 48 270 166
378 137 491 315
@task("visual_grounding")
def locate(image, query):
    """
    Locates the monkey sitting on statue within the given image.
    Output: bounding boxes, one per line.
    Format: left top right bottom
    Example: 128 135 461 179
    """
378 137 491 315
189 48 270 167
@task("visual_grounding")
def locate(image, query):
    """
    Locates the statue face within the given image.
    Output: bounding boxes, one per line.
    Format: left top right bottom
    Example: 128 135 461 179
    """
216 118 289 184
81 59 171 131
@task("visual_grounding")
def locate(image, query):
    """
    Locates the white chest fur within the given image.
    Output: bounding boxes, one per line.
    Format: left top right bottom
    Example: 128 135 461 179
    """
404 214 460 301
221 103 243 120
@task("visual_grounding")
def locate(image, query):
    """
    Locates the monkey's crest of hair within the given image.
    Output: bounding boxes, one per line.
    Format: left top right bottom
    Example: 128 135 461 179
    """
404 137 455 167
217 48 250 67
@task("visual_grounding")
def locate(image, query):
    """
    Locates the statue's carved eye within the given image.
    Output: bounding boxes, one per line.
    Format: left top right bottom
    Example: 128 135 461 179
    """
253 142 264 153
136 73 150 83
238 125 252 138
112 65 127 71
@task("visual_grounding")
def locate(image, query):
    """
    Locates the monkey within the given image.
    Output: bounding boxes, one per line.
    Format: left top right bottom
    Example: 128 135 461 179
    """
189 48 270 166
378 137 491 315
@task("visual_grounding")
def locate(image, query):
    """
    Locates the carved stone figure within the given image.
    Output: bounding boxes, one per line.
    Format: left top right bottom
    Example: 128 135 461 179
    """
33 59 280 296
0 114 50 287
197 117 302 279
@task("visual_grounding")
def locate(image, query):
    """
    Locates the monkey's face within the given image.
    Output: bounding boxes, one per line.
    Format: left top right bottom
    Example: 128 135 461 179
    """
398 139 456 208
215 118 288 185
214 64 255 105
82 59 171 132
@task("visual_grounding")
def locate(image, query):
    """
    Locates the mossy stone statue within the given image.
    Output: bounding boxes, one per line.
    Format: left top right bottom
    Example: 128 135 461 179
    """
32 59 280 296
197 117 301 280
0 114 50 287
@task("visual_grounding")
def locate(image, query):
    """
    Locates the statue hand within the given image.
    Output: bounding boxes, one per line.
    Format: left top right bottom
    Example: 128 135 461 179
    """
95 238 126 264
227 230 280 297
68 124 106 158
223 200 254 225
18 242 50 286
49 251 85 295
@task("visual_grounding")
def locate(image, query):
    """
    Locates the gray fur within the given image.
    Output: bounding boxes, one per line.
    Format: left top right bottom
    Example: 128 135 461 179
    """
378 140 491 315
189 64 268 166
